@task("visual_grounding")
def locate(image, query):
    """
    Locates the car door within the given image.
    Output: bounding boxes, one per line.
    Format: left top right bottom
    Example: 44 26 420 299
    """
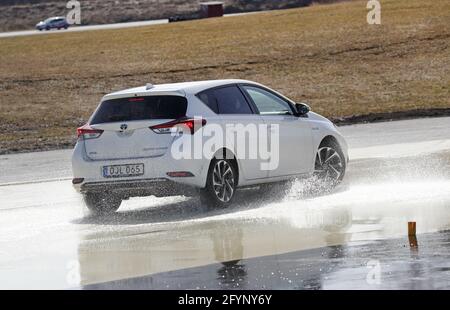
48 19 56 28
197 85 268 180
240 84 314 178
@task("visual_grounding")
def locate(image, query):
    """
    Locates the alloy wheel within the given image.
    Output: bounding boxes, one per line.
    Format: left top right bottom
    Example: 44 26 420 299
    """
314 146 344 182
212 160 235 202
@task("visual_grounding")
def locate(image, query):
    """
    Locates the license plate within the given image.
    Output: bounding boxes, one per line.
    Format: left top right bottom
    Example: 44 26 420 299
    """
102 164 144 178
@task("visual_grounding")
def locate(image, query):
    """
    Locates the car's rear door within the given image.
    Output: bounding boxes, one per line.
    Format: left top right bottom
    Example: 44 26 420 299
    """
197 85 268 180
84 95 187 161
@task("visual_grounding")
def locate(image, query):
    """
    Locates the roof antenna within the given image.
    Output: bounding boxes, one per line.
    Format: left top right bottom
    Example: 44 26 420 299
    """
146 83 154 90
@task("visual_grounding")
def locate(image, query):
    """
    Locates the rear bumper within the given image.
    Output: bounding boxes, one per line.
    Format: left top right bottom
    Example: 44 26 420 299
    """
76 178 197 198
71 140 209 195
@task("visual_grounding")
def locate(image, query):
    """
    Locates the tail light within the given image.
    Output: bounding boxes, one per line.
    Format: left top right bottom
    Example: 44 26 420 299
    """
150 118 207 135
77 124 103 140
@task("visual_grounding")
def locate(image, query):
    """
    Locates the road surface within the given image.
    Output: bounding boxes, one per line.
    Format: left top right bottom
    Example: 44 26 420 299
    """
0 19 168 39
0 12 259 39
0 117 449 289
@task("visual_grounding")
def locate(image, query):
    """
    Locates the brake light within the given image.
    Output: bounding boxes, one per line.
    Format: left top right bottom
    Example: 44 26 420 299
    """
77 124 104 140
150 118 207 134
128 97 145 102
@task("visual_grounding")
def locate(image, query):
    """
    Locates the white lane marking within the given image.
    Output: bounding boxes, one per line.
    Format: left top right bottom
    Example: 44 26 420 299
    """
349 139 450 160
0 177 72 187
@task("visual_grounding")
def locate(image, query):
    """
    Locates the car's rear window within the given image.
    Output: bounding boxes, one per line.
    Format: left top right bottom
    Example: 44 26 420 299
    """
90 96 188 125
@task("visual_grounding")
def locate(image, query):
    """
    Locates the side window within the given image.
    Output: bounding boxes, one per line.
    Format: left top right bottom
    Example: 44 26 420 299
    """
197 89 219 113
214 86 253 114
198 85 253 115
242 86 293 115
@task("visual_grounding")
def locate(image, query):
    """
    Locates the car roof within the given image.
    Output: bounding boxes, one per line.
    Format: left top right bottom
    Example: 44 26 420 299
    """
46 16 65 21
102 79 263 101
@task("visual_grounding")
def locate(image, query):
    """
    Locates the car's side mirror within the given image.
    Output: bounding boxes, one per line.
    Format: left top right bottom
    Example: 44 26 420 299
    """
295 103 310 116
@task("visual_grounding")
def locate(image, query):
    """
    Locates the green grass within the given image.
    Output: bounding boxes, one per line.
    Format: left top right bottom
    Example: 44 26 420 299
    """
0 0 449 153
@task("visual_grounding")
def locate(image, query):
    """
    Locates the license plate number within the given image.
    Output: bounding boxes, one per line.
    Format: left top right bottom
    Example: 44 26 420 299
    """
102 164 144 178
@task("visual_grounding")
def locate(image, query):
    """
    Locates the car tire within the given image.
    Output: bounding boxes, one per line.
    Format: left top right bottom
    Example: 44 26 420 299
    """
45 27 50 31
312 139 346 192
83 192 121 215
200 158 238 209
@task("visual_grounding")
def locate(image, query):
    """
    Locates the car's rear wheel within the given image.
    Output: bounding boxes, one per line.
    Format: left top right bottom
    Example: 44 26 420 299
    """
83 192 121 215
45 27 50 31
313 140 346 190
200 158 237 209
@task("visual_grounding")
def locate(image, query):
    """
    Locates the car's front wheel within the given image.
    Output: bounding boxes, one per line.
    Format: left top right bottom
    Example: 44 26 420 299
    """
313 140 346 191
83 192 121 215
200 158 237 209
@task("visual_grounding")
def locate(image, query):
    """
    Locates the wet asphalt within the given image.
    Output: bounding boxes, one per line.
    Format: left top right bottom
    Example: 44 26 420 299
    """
84 230 450 290
0 117 449 289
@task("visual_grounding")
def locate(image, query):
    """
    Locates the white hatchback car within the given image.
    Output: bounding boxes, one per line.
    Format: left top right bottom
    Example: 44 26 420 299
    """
72 79 348 214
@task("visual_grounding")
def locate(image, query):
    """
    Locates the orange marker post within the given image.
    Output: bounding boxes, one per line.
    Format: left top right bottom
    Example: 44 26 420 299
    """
408 222 418 248
408 222 416 236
